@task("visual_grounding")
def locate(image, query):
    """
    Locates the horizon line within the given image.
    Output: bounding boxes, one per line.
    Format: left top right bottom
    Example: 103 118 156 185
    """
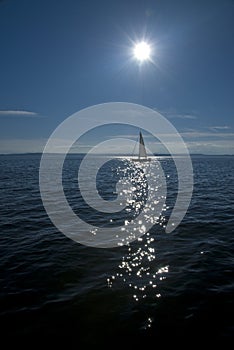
0 152 233 157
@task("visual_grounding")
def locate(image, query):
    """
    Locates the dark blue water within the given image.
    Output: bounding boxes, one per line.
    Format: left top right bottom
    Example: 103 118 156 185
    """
0 154 234 346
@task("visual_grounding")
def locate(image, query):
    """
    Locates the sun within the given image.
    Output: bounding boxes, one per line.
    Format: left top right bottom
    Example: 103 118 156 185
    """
133 41 151 62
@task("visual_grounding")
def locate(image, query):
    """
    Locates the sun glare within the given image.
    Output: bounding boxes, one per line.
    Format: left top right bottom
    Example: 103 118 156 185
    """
133 41 151 62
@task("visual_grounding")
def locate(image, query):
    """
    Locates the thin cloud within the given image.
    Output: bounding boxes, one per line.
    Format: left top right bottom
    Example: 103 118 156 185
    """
181 131 234 139
109 133 152 139
166 113 197 120
186 140 234 155
0 138 47 154
0 110 39 117
208 126 230 132
155 108 198 120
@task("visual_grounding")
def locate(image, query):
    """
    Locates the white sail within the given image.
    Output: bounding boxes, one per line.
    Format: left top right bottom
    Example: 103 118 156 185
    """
132 131 151 162
139 131 147 159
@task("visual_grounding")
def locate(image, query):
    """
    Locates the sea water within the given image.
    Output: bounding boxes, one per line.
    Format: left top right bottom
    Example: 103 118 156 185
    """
0 154 233 345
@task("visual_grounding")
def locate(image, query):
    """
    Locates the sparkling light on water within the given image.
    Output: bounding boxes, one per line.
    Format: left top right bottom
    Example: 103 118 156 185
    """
106 159 169 322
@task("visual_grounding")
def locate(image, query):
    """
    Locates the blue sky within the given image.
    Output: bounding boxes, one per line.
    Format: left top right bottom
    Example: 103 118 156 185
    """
0 0 233 154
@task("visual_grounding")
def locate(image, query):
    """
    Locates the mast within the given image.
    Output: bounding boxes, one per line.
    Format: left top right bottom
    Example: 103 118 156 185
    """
139 131 147 159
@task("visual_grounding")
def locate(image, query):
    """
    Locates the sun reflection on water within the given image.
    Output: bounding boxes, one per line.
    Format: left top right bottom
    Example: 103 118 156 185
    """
107 233 169 301
106 159 170 328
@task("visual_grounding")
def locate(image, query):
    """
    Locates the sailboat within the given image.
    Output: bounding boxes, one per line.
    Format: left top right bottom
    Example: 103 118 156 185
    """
132 131 151 162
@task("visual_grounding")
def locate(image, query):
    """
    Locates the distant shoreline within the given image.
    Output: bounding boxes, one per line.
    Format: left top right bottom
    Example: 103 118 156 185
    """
0 153 233 157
